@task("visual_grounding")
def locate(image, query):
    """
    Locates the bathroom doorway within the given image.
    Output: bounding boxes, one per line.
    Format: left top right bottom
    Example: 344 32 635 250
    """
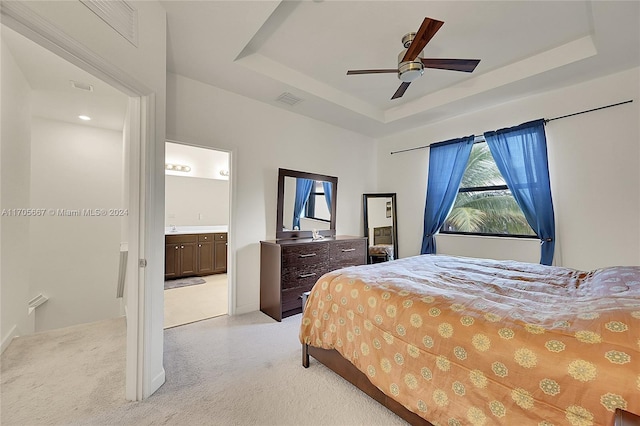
163 142 230 328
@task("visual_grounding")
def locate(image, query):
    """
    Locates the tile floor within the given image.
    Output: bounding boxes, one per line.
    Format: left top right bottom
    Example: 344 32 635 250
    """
164 273 228 329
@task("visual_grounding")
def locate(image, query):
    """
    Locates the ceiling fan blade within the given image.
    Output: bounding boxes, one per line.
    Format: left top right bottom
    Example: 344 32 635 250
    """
347 69 398 75
391 82 411 100
402 17 444 63
421 58 480 73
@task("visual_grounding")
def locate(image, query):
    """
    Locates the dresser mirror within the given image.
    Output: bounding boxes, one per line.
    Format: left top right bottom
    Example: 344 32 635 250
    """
363 193 398 263
276 168 338 240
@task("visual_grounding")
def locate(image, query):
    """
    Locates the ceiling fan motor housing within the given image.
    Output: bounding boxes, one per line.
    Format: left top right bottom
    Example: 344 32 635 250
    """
398 31 424 82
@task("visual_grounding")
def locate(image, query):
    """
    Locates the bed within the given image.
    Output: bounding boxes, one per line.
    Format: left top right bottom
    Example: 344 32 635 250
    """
299 254 640 425
369 226 395 262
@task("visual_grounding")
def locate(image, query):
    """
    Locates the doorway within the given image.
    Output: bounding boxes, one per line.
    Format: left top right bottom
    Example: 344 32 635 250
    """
0 3 154 400
1 26 130 333
163 141 231 328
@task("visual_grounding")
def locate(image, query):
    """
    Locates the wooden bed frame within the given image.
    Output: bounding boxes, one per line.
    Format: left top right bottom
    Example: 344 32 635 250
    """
302 344 433 425
302 344 640 426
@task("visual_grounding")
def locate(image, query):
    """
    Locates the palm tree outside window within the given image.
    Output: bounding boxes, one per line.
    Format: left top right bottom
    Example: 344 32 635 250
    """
441 142 536 237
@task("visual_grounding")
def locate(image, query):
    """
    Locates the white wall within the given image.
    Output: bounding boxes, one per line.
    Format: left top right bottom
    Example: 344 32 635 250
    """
377 67 640 271
282 176 296 231
299 217 330 231
0 38 35 350
165 175 229 226
166 72 377 314
29 117 123 331
367 197 393 229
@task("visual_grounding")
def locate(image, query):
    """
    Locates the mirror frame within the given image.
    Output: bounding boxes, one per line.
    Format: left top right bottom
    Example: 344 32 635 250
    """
363 193 398 261
276 168 338 240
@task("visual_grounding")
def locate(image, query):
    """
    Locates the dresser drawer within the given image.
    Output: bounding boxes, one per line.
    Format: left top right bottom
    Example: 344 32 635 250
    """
198 233 214 242
281 268 324 290
214 232 227 241
330 239 366 268
282 243 329 269
282 285 315 313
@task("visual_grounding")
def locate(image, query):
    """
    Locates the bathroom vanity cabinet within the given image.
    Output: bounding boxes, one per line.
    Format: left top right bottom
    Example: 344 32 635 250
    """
165 232 227 279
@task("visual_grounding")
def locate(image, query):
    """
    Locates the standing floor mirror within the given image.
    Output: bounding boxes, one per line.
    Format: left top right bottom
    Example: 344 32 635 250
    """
363 193 398 264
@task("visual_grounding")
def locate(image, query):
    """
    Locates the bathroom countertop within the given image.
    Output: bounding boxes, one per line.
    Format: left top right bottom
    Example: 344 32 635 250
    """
164 225 228 235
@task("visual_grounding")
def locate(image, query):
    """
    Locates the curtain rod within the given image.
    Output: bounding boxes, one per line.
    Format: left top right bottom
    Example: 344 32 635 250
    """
390 99 634 155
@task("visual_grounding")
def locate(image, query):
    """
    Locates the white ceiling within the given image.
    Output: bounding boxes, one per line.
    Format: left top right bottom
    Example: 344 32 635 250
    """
3 1 638 139
162 0 640 138
2 26 128 131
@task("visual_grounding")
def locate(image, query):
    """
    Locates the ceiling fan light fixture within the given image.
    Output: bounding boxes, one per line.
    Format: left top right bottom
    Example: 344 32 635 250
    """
398 61 424 82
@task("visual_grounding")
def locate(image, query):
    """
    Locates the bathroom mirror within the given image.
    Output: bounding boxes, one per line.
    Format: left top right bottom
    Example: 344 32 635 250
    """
363 193 398 263
276 168 337 240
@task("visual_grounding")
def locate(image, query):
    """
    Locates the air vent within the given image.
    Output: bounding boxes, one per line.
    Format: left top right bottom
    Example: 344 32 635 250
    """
70 80 94 92
276 92 303 106
80 0 138 47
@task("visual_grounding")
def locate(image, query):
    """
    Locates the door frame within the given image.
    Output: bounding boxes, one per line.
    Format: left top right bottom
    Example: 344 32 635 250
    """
164 139 235 316
1 2 157 401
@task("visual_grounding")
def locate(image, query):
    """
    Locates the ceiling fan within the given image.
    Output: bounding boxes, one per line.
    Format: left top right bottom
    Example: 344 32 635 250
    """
347 17 481 100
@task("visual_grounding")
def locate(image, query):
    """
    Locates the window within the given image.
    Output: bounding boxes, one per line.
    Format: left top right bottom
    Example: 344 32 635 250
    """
304 181 330 222
441 142 536 238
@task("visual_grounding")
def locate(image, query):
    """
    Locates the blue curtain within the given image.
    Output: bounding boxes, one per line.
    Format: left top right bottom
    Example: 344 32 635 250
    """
421 135 475 254
293 178 314 230
322 181 332 211
484 119 555 265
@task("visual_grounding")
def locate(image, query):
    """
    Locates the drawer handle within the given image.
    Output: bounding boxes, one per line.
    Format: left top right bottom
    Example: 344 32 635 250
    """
299 253 317 258
299 272 317 278
341 248 356 252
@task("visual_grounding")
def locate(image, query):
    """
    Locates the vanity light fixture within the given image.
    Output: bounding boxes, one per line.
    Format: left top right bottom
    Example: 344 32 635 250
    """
78 115 91 121
165 163 191 172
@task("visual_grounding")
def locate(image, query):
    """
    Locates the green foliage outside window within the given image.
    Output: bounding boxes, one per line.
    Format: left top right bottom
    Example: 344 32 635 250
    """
442 143 536 237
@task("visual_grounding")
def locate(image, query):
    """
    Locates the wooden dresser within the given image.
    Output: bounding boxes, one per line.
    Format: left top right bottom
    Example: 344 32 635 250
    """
260 236 367 321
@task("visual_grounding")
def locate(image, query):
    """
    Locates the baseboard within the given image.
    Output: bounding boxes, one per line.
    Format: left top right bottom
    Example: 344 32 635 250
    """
234 304 257 316
1 325 18 354
145 367 166 399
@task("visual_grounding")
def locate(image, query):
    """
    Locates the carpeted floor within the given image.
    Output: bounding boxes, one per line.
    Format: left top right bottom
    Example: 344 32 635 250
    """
1 311 407 425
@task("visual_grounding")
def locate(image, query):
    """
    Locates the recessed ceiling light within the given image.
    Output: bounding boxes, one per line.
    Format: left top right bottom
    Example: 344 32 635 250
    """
78 115 91 121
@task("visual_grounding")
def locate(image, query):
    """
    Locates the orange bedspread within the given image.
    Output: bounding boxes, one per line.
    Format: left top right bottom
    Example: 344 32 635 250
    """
299 255 640 425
